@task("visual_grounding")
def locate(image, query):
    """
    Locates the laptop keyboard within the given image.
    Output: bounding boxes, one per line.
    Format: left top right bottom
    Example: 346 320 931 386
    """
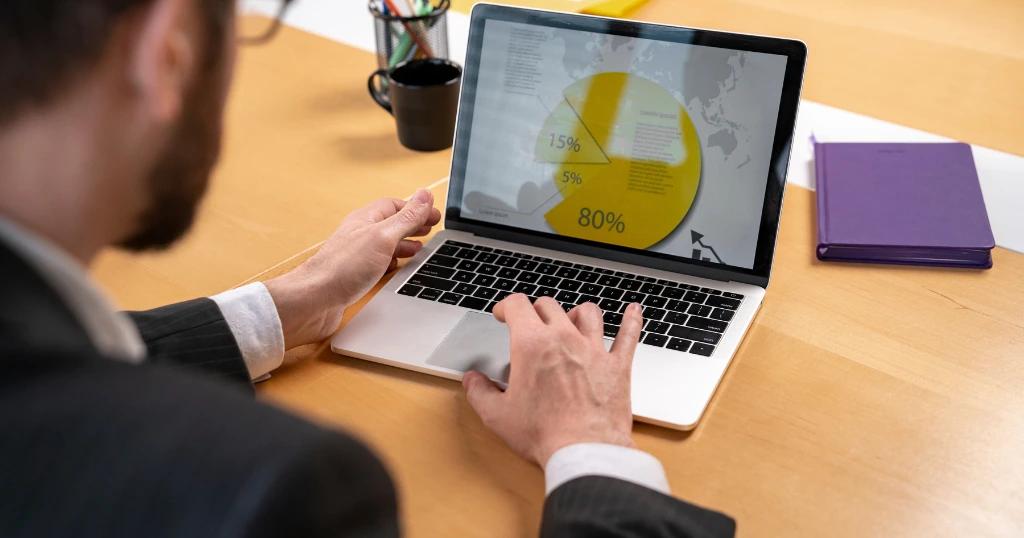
396 240 744 357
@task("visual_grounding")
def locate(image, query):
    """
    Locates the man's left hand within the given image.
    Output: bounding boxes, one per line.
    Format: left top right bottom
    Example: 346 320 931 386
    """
265 188 441 349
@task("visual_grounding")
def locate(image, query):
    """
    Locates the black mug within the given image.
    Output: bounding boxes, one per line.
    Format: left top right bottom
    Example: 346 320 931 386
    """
368 58 462 152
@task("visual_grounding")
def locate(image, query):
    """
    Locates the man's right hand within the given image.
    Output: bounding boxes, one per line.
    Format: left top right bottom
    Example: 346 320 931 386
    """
462 295 644 466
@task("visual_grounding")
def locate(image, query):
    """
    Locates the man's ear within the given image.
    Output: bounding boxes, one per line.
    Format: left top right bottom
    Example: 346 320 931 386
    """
128 0 196 123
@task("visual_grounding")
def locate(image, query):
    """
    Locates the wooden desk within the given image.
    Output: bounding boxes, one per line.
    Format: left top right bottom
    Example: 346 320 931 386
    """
93 5 1024 537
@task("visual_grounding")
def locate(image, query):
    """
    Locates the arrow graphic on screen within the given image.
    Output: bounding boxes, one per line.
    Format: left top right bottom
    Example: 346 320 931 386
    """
690 230 724 264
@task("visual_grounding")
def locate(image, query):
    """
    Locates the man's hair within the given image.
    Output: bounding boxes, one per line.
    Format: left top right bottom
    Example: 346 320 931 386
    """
0 0 230 126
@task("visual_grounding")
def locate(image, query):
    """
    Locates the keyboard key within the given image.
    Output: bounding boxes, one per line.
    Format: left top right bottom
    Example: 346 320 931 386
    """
495 256 518 267
452 271 475 283
723 292 744 300
643 333 668 347
517 272 540 284
459 296 489 310
457 260 480 271
555 267 580 279
684 291 708 303
642 307 666 321
699 287 722 295
666 338 691 352
578 295 600 306
687 316 728 333
426 254 459 268
484 301 497 313
688 304 712 317
536 263 558 275
679 284 700 291
664 311 688 325
657 279 675 287
535 256 553 263
646 321 670 334
577 271 600 283
622 291 645 303
437 244 459 256
474 246 493 252
473 287 497 300
494 278 516 291
439 292 463 305
446 240 472 248
408 275 456 291
476 253 498 264
690 342 715 356
604 312 624 325
493 291 513 302
705 296 741 310
667 325 721 345
514 283 538 295
493 248 512 255
597 275 621 287
555 291 580 303
454 249 477 260
595 268 614 275
639 283 664 295
478 264 499 276
417 265 455 279
619 279 642 291
580 283 602 295
398 284 423 296
604 324 618 338
599 287 624 300
599 299 623 313
666 300 690 312
453 283 477 295
536 286 558 298
497 267 519 279
418 288 442 300
553 260 572 266
636 275 656 282
472 275 496 287
661 287 684 299
515 259 538 271
710 308 734 322
642 295 667 308
557 279 582 291
538 275 560 287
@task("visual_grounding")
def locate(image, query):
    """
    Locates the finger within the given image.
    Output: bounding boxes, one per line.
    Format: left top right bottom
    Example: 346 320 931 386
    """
533 296 569 325
610 302 643 359
394 239 422 258
462 371 504 424
379 189 433 242
492 293 539 325
568 302 604 342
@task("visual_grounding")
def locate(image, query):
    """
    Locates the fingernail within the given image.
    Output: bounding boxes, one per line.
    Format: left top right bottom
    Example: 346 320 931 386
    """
629 303 641 314
412 189 431 204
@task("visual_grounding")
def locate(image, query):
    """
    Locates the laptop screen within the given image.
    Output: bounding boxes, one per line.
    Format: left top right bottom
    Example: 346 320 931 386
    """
455 17 790 272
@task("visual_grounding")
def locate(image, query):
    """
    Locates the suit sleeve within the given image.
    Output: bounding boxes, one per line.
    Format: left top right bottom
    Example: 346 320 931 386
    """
125 298 253 390
541 476 736 538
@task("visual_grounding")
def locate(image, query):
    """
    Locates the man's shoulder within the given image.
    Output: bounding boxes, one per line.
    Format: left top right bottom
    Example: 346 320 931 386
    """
0 347 398 538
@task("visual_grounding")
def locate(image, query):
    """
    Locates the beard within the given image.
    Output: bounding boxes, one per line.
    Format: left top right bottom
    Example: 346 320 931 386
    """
116 44 227 251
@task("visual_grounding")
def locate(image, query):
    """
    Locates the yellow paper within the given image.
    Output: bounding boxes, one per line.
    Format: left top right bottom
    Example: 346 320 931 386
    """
581 0 648 17
450 0 624 15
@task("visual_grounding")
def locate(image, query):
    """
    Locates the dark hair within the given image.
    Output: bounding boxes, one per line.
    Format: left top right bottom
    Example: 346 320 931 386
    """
0 0 231 126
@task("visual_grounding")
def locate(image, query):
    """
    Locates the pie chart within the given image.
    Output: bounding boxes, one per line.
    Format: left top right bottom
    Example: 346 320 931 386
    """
534 72 702 249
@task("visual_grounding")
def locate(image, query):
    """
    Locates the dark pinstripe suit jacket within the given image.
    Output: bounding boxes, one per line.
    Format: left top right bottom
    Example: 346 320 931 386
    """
0 240 734 537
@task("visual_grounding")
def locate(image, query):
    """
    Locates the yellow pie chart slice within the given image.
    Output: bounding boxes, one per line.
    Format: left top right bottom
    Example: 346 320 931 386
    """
535 72 701 249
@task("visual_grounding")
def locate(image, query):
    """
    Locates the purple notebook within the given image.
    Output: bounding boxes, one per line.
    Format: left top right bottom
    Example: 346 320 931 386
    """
814 142 994 269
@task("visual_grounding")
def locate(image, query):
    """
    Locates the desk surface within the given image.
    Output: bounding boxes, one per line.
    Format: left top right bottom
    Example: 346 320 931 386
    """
92 4 1024 537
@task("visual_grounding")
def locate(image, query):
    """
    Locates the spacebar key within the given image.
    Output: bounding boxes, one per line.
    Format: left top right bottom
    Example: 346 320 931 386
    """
406 274 456 291
667 325 721 345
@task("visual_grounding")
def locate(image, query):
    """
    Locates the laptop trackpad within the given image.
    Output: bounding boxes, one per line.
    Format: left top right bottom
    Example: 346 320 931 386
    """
426 312 510 385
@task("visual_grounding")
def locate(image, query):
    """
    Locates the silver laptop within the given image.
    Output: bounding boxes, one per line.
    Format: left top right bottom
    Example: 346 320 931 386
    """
333 4 806 430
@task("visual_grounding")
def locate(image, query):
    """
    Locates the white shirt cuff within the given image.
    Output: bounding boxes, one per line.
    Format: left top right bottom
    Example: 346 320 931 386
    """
544 443 671 496
211 282 286 380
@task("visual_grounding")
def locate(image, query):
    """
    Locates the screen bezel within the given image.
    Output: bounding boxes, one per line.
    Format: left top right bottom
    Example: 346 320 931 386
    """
445 3 807 288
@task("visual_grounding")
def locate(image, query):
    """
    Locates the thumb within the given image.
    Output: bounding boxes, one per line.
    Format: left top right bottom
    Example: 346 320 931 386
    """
381 189 433 242
462 371 503 424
